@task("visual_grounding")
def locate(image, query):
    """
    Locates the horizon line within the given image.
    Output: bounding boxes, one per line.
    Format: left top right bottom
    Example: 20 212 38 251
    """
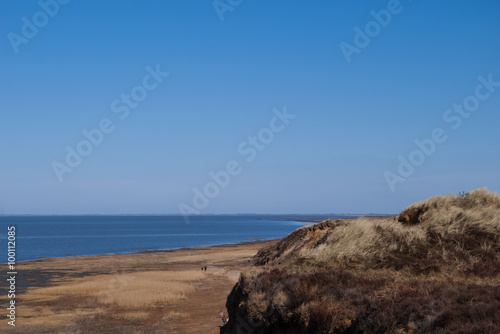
0 213 396 217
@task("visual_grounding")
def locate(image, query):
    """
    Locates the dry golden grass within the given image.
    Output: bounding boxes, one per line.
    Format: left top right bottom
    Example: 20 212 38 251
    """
296 218 426 270
13 306 102 327
112 311 151 321
162 311 188 321
33 270 205 308
402 187 500 233
282 189 500 276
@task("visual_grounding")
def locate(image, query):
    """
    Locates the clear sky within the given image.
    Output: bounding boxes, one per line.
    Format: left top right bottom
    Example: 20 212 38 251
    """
1 0 499 215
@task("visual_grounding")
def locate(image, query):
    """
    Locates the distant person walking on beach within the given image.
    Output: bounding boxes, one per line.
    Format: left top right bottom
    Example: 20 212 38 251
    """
220 310 227 325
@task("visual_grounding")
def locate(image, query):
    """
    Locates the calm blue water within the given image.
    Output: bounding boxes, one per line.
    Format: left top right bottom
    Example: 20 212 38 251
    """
0 215 351 263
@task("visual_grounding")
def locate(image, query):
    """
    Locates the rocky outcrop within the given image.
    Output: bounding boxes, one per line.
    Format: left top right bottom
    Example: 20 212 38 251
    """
397 206 425 225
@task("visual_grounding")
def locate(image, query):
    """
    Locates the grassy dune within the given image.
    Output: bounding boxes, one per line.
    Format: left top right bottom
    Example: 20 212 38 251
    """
223 188 500 333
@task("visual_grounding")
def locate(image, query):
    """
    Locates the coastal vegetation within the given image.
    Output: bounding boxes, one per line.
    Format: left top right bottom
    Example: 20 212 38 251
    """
223 188 500 333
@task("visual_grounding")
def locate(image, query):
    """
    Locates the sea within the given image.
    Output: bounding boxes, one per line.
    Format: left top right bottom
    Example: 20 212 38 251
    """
0 215 356 263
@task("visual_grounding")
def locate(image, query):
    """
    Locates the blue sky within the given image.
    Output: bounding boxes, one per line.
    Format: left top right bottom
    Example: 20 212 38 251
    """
1 0 499 214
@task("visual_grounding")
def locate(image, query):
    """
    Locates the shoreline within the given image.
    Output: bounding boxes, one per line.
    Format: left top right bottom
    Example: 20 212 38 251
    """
138 237 278 253
3 237 280 265
0 215 320 264
2 215 393 267
1 239 278 293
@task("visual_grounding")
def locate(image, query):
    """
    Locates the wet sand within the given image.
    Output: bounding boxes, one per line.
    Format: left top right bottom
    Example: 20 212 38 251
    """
0 241 276 334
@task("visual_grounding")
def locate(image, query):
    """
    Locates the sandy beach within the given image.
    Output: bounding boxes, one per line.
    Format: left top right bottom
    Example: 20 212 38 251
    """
0 241 276 334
